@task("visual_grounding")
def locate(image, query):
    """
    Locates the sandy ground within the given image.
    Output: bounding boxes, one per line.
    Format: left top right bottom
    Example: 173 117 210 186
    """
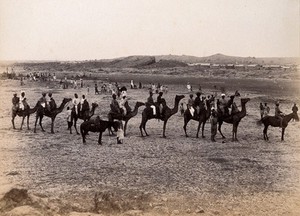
0 77 300 216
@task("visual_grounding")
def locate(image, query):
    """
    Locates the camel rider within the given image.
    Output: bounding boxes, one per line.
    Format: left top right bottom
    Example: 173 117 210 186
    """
219 93 228 115
275 102 284 128
194 92 202 115
157 92 166 117
72 93 80 115
292 103 298 113
38 93 47 114
264 103 270 117
187 94 195 116
111 94 122 115
12 93 20 112
119 95 128 115
48 92 57 112
80 95 89 117
19 91 27 110
146 91 156 116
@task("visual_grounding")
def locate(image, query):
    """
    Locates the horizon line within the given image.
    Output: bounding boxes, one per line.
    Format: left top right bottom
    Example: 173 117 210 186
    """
0 53 299 63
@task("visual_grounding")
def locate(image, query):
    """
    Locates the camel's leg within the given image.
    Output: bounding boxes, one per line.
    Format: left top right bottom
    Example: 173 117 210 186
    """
12 115 16 129
74 118 80 135
51 118 55 134
20 116 25 130
218 121 226 139
124 120 128 137
263 125 268 141
143 120 149 136
183 117 190 137
201 121 206 138
27 115 30 130
140 118 147 137
232 124 238 142
281 128 285 141
34 116 39 133
162 120 168 138
82 129 86 144
196 121 202 138
98 132 103 145
39 116 45 132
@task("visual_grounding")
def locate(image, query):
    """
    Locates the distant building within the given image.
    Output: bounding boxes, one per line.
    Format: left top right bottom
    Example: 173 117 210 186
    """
225 64 235 69
211 64 220 69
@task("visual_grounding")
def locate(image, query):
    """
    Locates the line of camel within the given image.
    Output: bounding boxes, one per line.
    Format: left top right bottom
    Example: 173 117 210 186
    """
11 94 299 144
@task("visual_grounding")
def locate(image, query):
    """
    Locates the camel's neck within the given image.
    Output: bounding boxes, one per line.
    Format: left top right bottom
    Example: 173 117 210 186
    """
239 102 247 118
170 99 180 115
29 103 39 114
131 103 140 117
284 113 294 123
56 101 67 114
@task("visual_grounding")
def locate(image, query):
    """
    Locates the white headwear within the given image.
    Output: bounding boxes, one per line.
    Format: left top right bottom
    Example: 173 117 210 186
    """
221 93 225 97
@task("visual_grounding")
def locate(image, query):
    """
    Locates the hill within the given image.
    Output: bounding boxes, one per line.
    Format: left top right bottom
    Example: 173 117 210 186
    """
156 54 299 65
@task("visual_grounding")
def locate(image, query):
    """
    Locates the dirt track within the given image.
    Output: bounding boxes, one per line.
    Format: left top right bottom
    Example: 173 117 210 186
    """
0 77 300 215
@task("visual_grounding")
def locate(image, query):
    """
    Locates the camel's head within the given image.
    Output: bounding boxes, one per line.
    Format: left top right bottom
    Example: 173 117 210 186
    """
63 98 72 104
175 95 185 103
293 111 299 122
91 102 99 109
136 101 145 108
241 98 250 104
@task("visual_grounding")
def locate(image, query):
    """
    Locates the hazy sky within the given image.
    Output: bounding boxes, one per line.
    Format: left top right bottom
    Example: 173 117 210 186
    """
0 0 299 60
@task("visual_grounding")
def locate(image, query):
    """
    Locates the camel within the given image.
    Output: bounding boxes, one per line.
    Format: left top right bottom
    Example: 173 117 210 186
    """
108 101 145 136
259 111 299 141
80 117 120 145
71 102 99 134
217 98 250 141
34 98 72 133
140 95 184 138
12 103 39 130
183 96 214 138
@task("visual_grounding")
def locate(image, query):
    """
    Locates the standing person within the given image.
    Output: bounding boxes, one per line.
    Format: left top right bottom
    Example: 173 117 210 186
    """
95 83 99 95
210 108 218 142
72 93 80 115
139 82 142 89
20 77 24 86
80 78 83 88
66 107 72 133
187 94 195 116
187 82 192 92
275 102 283 128
12 93 20 112
48 92 57 111
130 80 134 89
259 102 264 119
264 103 270 117
292 103 298 121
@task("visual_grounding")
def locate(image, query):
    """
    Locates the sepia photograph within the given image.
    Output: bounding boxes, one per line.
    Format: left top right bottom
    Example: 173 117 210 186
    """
0 0 299 215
